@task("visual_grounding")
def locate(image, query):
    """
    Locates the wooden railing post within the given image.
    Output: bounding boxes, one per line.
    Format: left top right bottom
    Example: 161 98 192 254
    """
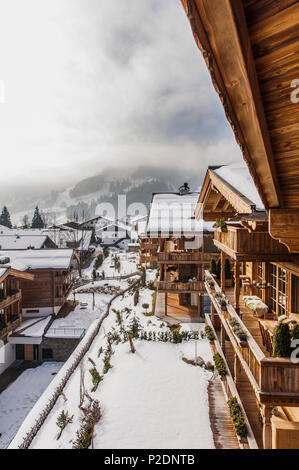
262 405 272 449
234 261 240 315
220 323 226 353
221 250 225 293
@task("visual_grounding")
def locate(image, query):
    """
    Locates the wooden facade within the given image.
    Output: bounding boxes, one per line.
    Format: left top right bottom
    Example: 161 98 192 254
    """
181 0 299 252
154 233 218 318
193 167 299 448
20 268 73 314
0 268 34 340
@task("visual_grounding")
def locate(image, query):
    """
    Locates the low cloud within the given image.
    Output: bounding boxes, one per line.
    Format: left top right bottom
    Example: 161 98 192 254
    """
0 0 241 195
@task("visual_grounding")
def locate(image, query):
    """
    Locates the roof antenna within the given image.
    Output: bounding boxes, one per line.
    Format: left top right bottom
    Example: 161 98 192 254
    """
178 182 190 195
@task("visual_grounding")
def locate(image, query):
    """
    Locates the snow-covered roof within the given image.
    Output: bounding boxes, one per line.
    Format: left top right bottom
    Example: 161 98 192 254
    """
147 192 203 237
0 267 8 280
0 235 49 250
213 163 264 210
13 316 52 337
0 249 74 271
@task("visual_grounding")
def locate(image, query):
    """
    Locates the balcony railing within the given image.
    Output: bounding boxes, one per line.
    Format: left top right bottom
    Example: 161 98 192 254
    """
157 252 213 263
0 290 21 309
213 226 289 256
0 316 22 339
158 280 204 292
140 242 158 249
204 270 299 403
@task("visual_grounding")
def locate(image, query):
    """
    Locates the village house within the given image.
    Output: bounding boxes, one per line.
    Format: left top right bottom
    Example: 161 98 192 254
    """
0 263 35 373
144 190 218 322
0 249 75 317
0 233 57 250
0 249 77 365
181 0 299 449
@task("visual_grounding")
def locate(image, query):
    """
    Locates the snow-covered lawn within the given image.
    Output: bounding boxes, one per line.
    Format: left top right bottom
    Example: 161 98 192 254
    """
9 251 215 449
94 340 214 449
0 362 63 449
83 250 139 280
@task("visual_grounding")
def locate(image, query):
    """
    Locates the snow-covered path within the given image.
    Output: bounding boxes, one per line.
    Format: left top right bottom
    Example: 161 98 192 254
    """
0 362 63 449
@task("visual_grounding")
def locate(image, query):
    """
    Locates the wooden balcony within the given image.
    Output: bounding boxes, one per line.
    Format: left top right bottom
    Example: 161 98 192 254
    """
205 270 299 406
139 242 158 250
158 280 204 293
157 251 215 263
0 290 21 310
0 317 22 340
213 226 291 261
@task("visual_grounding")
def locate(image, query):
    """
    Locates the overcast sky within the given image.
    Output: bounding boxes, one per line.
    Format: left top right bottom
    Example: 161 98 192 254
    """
0 0 241 193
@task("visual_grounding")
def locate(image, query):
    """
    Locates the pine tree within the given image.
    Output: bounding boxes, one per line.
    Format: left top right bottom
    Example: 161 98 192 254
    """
31 206 45 229
0 206 12 228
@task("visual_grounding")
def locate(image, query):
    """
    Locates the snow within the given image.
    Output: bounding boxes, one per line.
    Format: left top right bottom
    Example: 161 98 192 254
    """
94 340 214 449
0 267 8 279
0 362 63 449
12 316 52 338
214 163 264 210
82 250 139 280
0 234 49 250
147 192 203 237
0 249 74 271
8 250 215 449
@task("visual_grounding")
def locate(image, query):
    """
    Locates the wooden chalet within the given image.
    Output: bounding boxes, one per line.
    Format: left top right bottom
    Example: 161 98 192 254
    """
0 249 75 317
0 265 34 341
145 191 218 321
180 0 299 449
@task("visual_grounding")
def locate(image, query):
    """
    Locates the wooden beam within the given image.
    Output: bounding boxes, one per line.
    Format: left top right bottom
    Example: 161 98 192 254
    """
181 0 281 209
269 209 299 253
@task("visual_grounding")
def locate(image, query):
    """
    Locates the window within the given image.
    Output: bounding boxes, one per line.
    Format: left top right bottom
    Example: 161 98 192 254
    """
270 264 288 317
42 348 53 359
291 274 299 314
257 262 264 297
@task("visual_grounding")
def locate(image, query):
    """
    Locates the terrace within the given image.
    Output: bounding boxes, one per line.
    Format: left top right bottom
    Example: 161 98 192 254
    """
204 271 299 406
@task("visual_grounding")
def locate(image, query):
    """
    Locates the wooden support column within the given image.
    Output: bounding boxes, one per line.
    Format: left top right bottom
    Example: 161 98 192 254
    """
164 293 168 316
262 405 272 449
220 323 226 353
234 261 240 315
234 353 241 389
210 302 215 325
221 251 225 293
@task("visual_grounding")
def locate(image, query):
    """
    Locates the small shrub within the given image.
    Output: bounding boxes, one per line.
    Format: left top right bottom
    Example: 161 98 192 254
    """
56 410 73 440
213 218 227 229
272 323 291 358
89 368 103 391
73 427 93 449
102 352 113 374
228 317 247 342
213 353 227 377
205 325 215 342
227 397 247 438
142 303 149 314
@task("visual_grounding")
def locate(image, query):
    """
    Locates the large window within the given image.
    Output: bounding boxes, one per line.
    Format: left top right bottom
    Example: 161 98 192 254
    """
291 274 299 314
257 262 264 297
270 264 288 317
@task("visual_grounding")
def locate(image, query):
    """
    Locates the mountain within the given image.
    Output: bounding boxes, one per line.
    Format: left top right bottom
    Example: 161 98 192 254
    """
3 166 204 226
